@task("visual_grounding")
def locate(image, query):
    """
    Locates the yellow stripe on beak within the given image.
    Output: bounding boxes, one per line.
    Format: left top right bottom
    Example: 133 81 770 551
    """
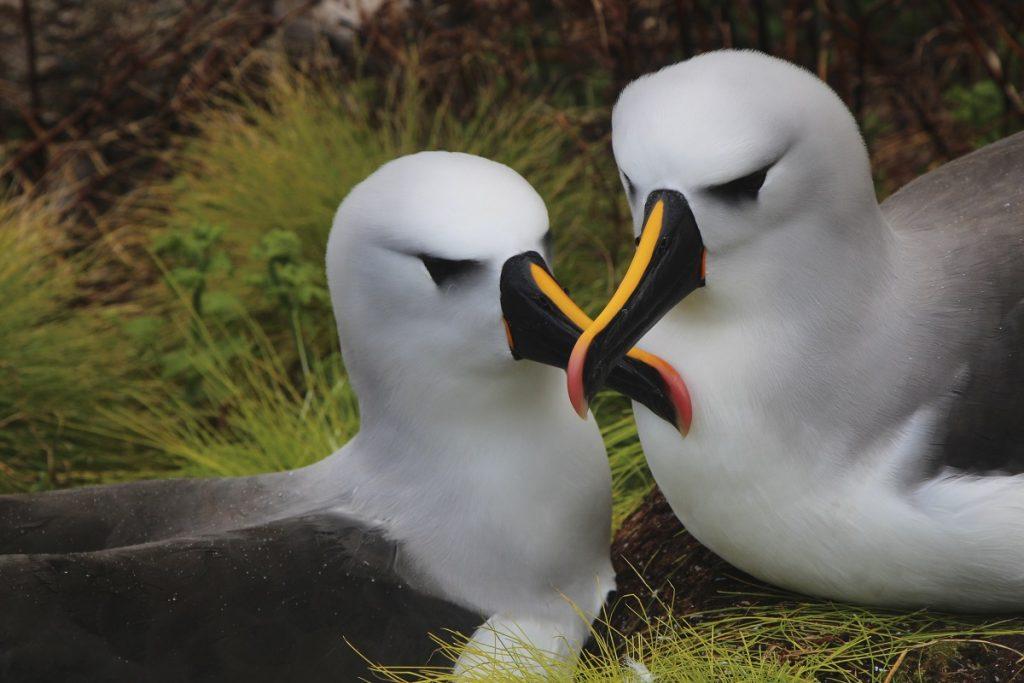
529 263 591 330
524 253 692 435
566 199 666 417
531 262 669 367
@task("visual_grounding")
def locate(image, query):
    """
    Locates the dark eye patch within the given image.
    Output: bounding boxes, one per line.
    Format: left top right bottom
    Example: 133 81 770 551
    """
707 164 772 202
419 254 481 287
542 230 554 261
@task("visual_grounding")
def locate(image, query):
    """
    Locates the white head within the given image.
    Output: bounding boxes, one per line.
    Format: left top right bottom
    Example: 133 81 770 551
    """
612 50 887 314
327 152 554 425
567 50 893 416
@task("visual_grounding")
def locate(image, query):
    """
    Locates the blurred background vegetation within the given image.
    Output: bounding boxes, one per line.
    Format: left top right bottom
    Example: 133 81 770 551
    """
1 1 1023 679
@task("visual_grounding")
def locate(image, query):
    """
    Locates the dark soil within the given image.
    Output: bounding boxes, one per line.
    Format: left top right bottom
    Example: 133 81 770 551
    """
597 486 1024 681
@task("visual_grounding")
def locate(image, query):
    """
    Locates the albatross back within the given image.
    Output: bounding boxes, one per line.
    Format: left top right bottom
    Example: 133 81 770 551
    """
881 131 1024 475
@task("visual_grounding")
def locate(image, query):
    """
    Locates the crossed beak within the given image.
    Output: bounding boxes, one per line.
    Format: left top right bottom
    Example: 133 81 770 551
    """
500 250 692 434
566 189 706 429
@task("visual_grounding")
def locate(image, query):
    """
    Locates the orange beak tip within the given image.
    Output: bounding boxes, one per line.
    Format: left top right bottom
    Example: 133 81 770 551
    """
567 374 590 419
649 357 693 440
573 398 590 420
566 343 590 419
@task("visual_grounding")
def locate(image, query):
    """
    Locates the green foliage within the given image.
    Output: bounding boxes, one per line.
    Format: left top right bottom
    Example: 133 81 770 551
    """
0 199 156 491
166 60 627 326
249 229 329 313
945 80 1005 146
248 229 331 378
153 221 235 318
106 310 359 477
371 592 1024 681
115 223 351 476
143 223 243 403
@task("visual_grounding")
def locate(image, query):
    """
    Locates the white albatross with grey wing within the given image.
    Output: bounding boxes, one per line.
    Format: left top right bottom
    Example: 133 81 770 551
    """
565 50 1024 611
3 152 701 678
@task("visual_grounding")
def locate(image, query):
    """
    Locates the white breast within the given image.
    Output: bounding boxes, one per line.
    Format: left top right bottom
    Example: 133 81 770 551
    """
634 320 1024 610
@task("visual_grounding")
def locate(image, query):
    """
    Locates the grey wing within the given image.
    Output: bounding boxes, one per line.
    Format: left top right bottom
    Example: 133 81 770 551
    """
0 474 298 555
0 512 482 682
935 298 1024 475
882 131 1024 476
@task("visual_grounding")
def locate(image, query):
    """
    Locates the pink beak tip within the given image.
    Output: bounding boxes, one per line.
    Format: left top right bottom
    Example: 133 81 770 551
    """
566 345 590 419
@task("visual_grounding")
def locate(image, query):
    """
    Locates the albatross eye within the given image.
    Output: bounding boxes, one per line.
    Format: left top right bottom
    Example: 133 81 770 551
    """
419 254 481 286
707 164 772 202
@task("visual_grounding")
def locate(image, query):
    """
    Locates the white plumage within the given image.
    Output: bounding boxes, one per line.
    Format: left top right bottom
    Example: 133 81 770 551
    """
607 50 1024 610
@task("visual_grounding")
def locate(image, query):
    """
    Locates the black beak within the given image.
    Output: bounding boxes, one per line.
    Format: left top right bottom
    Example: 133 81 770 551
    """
566 190 704 424
500 250 691 432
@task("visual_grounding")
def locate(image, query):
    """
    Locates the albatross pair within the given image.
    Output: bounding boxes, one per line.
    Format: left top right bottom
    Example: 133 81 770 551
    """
0 153 686 679
565 50 1024 611
4 48 1023 681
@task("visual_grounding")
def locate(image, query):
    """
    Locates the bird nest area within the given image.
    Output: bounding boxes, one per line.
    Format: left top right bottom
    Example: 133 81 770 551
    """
595 488 1024 682
369 490 1024 682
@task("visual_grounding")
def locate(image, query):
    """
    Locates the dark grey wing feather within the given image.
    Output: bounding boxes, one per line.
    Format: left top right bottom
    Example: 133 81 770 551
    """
0 474 295 555
937 298 1024 474
882 131 1024 476
0 512 482 682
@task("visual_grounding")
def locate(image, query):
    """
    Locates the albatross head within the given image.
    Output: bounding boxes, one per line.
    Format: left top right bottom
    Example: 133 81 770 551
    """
329 151 689 431
567 50 890 418
327 152 554 423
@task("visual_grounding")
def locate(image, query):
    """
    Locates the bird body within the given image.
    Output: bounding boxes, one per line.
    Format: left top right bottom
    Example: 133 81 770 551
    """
636 133 1024 609
0 152 616 677
573 50 1024 610
0 511 480 682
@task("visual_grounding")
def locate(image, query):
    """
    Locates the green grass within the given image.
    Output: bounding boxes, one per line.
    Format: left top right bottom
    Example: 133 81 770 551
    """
0 197 164 491
597 398 655 530
166 58 629 323
77 57 638 482
369 592 1024 681
102 310 360 478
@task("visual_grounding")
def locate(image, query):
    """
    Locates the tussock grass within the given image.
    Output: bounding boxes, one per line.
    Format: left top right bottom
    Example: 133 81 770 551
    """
0 197 153 491
596 398 654 530
370 589 1024 681
103 306 359 477
167 59 627 315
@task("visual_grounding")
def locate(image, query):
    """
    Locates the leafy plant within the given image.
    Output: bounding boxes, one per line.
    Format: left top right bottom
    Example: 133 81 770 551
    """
153 221 235 320
946 80 1005 146
248 229 330 380
140 222 244 403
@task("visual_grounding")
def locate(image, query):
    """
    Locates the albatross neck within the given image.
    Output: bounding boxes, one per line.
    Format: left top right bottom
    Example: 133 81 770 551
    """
352 358 565 438
657 200 905 440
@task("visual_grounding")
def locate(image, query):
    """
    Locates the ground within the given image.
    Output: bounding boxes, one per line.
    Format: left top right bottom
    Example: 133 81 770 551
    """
602 487 1024 681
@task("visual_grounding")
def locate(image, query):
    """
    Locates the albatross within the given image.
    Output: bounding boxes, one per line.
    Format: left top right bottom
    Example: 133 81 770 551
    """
563 50 1024 611
0 152 685 679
